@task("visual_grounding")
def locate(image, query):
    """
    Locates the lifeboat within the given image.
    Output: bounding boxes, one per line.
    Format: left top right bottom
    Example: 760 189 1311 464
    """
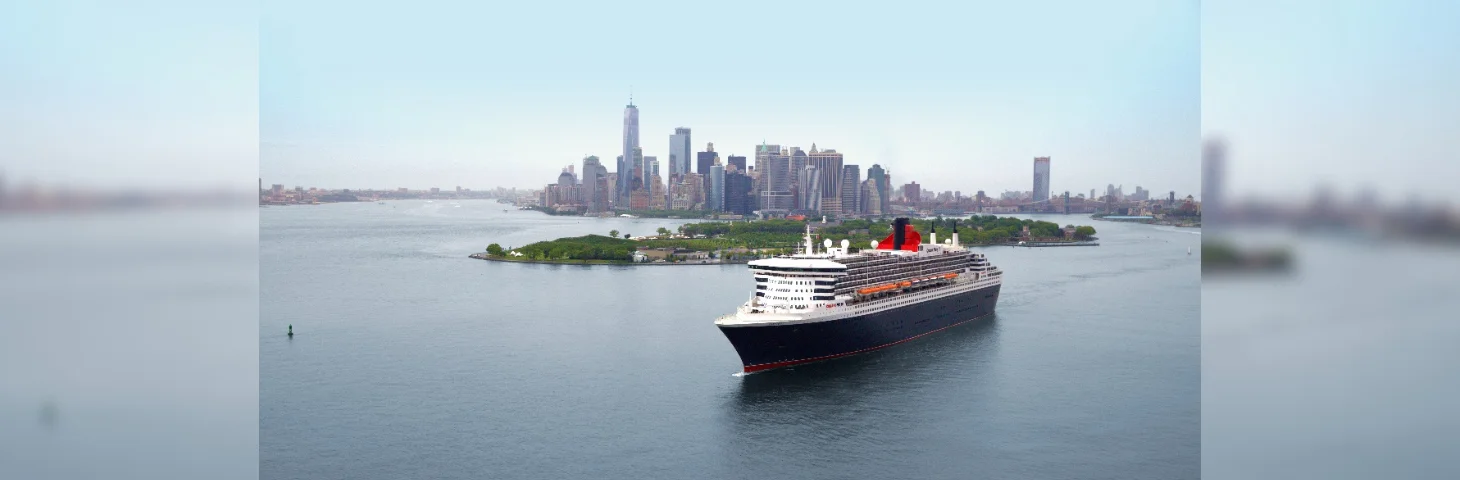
856 283 899 295
944 272 957 279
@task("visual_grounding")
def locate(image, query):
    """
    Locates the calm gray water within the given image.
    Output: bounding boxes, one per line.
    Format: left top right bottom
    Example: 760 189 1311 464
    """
260 200 1200 479
1 208 259 480
1202 230 1460 479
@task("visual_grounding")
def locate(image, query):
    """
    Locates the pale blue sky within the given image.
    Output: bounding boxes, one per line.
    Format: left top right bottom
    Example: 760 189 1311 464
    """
20 1 1453 202
260 0 1200 196
0 0 257 190
1203 0 1460 203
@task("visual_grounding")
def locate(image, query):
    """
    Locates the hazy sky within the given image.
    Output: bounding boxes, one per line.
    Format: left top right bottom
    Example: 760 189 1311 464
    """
0 1 257 191
1203 0 1460 203
12 1 1450 202
260 0 1200 196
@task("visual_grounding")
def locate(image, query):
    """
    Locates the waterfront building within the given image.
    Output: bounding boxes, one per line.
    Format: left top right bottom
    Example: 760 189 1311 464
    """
904 182 921 205
671 172 707 210
630 188 650 210
1033 156 1051 202
650 174 666 210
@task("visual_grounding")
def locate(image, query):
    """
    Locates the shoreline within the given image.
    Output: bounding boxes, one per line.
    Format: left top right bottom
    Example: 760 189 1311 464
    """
1011 240 1100 247
467 238 1101 266
468 252 751 266
1090 215 1200 228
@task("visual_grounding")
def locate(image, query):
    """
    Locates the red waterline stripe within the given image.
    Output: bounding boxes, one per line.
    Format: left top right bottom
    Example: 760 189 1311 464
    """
741 313 990 373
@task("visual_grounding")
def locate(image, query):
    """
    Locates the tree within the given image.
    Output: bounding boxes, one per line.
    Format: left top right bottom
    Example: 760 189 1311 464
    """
657 227 670 237
486 243 504 256
1074 226 1096 239
609 229 619 238
624 233 632 239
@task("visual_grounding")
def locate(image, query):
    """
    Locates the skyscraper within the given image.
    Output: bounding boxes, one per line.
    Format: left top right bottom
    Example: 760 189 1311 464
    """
709 164 725 212
582 155 608 213
616 154 626 203
669 127 691 180
861 179 881 215
840 165 860 215
1033 156 1051 202
867 164 889 215
619 98 640 205
724 172 754 215
799 165 821 212
727 155 747 174
789 147 808 210
696 143 716 176
1203 138 1224 223
757 143 791 213
808 145 844 214
645 156 659 201
632 147 645 191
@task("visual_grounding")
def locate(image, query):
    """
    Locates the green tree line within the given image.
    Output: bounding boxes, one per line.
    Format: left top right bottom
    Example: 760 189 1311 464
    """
485 234 638 262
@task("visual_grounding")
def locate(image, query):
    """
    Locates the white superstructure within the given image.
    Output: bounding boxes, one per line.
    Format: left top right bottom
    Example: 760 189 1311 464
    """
716 222 1001 327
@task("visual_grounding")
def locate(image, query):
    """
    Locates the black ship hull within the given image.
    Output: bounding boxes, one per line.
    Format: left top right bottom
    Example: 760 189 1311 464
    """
719 283 1000 372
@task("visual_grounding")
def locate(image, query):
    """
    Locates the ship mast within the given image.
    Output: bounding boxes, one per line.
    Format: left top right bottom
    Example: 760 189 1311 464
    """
803 223 814 255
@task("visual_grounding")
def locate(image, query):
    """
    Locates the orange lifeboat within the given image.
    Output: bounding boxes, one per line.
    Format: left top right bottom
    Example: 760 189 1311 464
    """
944 273 957 279
856 283 899 295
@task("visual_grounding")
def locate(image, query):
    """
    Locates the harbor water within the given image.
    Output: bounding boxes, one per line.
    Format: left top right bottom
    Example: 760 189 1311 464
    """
260 200 1200 480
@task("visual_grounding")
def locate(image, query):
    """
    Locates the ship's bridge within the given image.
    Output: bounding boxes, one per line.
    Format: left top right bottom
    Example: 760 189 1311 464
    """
747 257 848 272
747 258 846 312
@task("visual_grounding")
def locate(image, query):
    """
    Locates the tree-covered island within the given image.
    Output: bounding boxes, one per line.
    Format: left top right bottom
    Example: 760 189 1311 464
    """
471 216 1097 265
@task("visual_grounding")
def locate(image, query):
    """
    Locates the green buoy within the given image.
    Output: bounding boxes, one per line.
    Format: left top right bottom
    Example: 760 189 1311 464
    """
288 324 293 337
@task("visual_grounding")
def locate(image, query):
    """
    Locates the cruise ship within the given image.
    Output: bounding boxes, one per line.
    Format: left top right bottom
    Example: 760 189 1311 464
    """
715 218 1002 373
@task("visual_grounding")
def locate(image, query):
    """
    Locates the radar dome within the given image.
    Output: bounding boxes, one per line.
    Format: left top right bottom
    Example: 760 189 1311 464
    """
841 239 850 249
870 240 878 249
823 238 833 249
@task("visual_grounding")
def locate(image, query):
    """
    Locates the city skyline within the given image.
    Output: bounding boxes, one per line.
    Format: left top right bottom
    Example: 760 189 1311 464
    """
257 1 1200 198
257 95 1199 199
